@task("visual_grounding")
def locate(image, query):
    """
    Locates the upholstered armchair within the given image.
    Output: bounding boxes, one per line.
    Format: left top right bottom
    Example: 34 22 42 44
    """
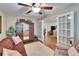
55 43 70 56
0 37 27 56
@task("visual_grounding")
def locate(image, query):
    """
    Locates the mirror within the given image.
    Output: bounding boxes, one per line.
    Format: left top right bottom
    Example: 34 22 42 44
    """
22 23 29 41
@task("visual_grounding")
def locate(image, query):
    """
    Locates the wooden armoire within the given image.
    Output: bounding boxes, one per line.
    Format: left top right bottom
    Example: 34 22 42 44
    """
16 19 34 43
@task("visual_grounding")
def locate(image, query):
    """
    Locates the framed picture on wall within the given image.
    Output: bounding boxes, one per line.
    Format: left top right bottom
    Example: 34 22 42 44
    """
0 16 2 33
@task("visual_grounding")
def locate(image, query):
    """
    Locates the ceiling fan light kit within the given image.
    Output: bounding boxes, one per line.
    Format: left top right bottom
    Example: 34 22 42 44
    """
32 7 40 12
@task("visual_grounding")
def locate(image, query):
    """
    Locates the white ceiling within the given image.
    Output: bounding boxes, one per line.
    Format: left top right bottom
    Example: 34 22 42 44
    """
44 16 57 23
0 3 70 19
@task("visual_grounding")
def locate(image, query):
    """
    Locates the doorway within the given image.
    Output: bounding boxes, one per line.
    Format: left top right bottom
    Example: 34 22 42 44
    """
44 25 57 50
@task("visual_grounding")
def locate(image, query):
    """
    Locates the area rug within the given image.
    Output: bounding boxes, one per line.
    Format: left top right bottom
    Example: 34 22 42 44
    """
24 41 54 56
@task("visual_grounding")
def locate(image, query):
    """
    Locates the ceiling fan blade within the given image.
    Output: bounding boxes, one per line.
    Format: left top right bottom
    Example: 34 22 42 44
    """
18 3 32 7
26 10 32 14
41 7 53 10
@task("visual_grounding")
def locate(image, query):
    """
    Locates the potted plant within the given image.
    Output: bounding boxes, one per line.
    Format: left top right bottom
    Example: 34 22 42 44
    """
6 26 15 36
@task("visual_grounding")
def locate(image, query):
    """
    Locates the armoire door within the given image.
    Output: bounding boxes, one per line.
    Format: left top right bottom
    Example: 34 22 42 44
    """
29 23 34 40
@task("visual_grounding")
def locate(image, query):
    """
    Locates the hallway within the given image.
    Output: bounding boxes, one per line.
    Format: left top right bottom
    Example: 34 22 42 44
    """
44 35 57 50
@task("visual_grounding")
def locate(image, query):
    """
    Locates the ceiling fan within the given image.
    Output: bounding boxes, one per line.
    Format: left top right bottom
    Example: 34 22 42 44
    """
18 3 53 15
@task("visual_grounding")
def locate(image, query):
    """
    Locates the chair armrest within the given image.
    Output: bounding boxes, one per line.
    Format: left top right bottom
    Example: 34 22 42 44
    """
0 46 3 56
56 43 70 56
